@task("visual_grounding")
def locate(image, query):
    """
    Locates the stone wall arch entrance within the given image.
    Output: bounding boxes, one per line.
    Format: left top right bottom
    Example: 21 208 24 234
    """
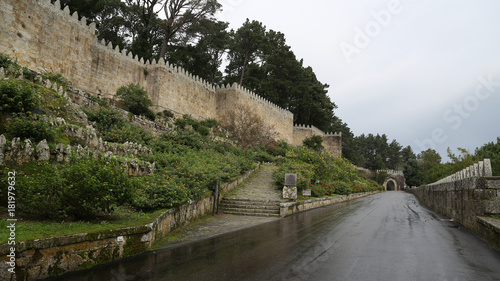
377 170 406 191
383 178 398 191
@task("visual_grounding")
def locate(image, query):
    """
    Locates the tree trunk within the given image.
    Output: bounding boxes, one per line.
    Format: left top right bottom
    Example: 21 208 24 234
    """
239 50 249 85
159 36 169 60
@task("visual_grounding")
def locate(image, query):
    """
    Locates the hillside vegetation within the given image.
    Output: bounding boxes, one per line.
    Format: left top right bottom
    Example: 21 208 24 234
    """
0 53 381 243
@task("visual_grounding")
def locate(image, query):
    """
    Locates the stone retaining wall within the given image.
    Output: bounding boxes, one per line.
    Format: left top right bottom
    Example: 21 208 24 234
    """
0 164 260 281
279 191 380 217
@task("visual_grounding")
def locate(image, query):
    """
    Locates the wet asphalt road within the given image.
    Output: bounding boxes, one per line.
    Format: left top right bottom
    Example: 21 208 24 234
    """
52 192 500 281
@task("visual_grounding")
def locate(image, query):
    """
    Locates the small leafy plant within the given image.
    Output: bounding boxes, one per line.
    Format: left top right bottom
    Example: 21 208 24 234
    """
116 83 156 121
0 79 41 113
5 114 55 143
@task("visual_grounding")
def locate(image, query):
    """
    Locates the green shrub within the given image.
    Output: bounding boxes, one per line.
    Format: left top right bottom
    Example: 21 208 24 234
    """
132 175 193 211
175 117 188 130
84 107 125 131
0 53 21 76
22 67 37 82
174 115 216 136
374 171 390 185
267 141 290 157
303 135 324 151
332 181 352 195
5 114 55 143
0 79 41 113
273 159 315 191
200 118 217 128
41 70 72 89
83 107 152 144
246 146 275 163
0 53 16 68
157 109 174 118
104 123 153 145
16 158 134 220
116 83 155 121
135 149 254 211
192 122 211 136
310 183 329 197
275 145 382 196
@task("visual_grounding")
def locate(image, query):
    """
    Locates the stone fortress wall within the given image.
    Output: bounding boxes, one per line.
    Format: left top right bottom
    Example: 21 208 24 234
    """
293 124 342 156
0 0 340 154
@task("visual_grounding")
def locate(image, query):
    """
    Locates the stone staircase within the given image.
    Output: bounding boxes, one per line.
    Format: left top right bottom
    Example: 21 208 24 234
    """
220 198 282 217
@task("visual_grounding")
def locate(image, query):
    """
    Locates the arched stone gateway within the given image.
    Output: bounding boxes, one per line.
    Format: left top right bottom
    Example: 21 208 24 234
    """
378 170 406 191
384 178 398 191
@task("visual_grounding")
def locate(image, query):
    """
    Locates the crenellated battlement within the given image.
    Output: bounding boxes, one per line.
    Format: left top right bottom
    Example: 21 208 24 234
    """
428 159 492 185
376 169 404 176
293 124 342 137
225 83 293 117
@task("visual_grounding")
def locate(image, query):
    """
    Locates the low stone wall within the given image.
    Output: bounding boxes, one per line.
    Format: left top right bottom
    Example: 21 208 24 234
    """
407 177 500 231
279 191 380 217
406 159 500 250
0 164 260 281
0 135 155 177
477 216 500 249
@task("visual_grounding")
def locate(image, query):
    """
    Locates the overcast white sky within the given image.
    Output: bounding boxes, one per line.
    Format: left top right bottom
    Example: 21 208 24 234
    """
217 0 500 162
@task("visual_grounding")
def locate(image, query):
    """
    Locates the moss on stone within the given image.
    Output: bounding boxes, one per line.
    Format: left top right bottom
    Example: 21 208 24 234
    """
78 260 95 270
123 235 148 258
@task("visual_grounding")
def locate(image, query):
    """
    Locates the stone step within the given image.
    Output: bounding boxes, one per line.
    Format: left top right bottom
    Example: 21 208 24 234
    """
222 198 283 205
222 209 280 217
220 203 280 210
221 206 280 214
220 198 281 217
221 200 281 207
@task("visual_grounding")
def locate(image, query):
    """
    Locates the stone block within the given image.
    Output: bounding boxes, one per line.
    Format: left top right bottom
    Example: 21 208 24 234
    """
283 186 297 200
479 161 485 176
37 139 50 161
484 159 493 177
484 200 500 215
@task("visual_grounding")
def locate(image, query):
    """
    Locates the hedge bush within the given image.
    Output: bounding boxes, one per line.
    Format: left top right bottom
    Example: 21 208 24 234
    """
5 114 55 143
84 107 153 144
116 83 155 121
134 129 255 211
274 145 383 195
16 158 134 220
0 79 41 113
134 149 254 211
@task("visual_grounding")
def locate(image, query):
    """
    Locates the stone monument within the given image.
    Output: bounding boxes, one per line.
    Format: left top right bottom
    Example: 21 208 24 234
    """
283 173 298 200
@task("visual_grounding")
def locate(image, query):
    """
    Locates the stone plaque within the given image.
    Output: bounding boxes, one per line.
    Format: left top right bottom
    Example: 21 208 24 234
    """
285 173 297 186
303 189 312 197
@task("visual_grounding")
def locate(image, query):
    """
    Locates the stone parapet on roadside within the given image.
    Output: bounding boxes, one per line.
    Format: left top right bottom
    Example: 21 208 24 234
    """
279 191 380 217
